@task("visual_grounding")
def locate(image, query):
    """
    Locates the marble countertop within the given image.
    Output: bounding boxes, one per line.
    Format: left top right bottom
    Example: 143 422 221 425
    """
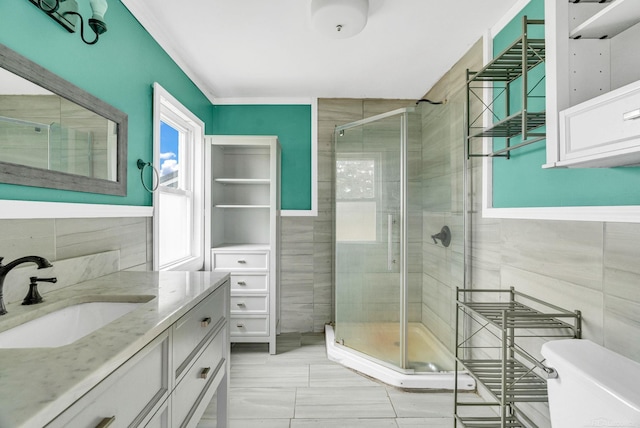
0 270 229 428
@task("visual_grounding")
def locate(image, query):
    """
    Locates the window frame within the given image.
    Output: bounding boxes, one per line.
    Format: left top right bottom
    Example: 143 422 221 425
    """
152 83 204 271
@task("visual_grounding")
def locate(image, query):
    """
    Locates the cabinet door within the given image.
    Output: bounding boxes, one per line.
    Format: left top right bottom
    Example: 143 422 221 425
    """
558 80 640 166
46 331 170 428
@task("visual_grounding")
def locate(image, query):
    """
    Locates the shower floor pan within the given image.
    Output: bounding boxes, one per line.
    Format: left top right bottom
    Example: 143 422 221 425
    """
325 323 475 390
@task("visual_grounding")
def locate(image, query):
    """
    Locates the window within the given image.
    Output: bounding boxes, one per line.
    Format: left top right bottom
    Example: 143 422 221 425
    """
335 155 378 242
153 83 204 271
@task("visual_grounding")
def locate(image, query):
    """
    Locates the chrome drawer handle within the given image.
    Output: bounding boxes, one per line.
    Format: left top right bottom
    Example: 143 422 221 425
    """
237 259 247 264
623 108 640 121
95 416 116 428
200 367 211 380
236 302 246 307
237 281 247 286
201 317 211 327
236 323 245 328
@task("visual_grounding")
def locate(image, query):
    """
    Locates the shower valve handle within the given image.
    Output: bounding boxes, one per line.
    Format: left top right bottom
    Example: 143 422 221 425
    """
431 226 451 247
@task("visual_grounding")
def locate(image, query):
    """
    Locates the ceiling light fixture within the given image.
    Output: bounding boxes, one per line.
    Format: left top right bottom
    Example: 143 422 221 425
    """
28 0 108 45
310 0 369 39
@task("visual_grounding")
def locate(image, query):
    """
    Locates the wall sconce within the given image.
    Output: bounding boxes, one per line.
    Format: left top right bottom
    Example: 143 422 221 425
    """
28 0 108 45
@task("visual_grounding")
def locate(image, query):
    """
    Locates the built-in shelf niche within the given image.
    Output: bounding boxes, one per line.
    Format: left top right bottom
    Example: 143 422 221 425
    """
209 138 279 249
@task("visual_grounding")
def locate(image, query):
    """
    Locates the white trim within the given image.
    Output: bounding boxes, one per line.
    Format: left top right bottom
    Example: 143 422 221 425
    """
483 206 640 223
0 200 152 219
481 1 640 224
212 97 319 217
213 97 316 105
490 0 532 36
153 83 206 271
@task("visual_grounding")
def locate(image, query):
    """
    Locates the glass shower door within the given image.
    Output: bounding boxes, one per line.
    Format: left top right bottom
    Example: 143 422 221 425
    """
334 113 405 369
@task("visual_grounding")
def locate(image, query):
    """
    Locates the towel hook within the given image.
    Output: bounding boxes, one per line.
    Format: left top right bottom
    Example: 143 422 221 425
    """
137 159 159 193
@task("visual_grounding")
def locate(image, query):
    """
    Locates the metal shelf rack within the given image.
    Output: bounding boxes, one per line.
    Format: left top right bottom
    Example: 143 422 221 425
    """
454 287 582 428
466 16 546 159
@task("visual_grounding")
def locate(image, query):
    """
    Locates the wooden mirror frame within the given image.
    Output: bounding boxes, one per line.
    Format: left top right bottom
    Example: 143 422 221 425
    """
0 43 127 196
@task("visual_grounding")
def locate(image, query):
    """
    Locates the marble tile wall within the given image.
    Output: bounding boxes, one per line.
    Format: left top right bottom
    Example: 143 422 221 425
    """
0 217 152 304
2 250 121 305
419 40 480 351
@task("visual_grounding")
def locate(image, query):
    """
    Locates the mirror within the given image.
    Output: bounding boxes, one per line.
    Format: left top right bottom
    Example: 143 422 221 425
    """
0 43 127 196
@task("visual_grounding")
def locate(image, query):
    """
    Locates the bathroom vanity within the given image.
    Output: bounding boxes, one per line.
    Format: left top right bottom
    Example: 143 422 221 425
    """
0 270 230 428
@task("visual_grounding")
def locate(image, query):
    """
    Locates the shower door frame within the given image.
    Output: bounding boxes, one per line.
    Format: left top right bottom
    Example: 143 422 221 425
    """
333 107 414 372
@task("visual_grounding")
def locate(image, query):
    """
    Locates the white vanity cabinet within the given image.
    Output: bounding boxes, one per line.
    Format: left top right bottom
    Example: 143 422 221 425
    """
46 331 171 428
545 0 640 167
46 282 230 428
206 136 280 355
171 283 229 428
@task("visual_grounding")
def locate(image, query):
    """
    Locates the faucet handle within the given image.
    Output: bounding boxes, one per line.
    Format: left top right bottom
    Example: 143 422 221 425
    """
22 277 57 306
30 276 57 284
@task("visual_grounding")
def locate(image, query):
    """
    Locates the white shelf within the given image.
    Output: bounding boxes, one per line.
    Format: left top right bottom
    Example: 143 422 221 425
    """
214 178 270 184
570 0 640 39
214 205 270 209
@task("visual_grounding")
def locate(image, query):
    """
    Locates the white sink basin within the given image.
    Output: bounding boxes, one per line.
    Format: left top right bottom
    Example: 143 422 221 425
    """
0 301 143 349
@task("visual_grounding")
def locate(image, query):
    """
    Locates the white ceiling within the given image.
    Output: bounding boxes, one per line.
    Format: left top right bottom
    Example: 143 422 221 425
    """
123 0 521 102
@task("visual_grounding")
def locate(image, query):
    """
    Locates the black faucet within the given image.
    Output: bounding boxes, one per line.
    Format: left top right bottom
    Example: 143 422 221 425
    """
0 256 53 315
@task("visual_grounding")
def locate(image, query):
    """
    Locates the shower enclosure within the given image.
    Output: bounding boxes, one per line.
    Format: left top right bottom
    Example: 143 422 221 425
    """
329 106 466 389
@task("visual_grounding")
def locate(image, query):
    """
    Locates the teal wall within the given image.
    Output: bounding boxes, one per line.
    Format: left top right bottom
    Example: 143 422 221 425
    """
0 0 213 206
212 104 312 211
491 0 640 208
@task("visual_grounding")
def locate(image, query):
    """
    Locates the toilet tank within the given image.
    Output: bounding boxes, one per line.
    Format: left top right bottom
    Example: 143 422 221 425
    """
541 339 640 428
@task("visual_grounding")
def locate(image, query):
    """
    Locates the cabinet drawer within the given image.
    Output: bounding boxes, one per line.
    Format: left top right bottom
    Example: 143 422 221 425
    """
172 329 227 428
231 295 268 314
230 273 268 292
212 251 268 271
559 80 640 166
230 316 269 336
47 332 169 428
173 284 227 381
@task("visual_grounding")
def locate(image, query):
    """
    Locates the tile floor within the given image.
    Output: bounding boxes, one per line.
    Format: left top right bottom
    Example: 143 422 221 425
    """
200 332 481 427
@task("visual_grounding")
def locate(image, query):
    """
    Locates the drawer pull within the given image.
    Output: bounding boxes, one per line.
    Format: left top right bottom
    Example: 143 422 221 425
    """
236 323 245 328
623 108 640 121
95 416 116 428
237 281 247 286
201 317 212 327
200 367 211 380
236 302 246 307
237 259 247 264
